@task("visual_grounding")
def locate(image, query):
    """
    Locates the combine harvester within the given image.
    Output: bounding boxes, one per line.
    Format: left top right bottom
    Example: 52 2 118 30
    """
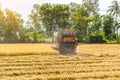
55 29 78 54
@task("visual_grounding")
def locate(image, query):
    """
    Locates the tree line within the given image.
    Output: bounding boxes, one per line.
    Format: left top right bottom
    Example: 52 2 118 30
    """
0 0 120 43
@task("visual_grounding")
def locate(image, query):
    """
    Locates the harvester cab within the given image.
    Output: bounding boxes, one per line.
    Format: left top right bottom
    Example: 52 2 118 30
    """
56 28 78 54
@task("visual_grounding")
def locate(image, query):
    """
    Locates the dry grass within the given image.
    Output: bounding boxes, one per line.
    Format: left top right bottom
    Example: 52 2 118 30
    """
1 54 120 80
0 43 58 55
0 43 119 56
77 43 120 55
0 43 120 80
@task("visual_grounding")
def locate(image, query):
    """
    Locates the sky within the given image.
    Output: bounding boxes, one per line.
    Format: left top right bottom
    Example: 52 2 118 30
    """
0 0 119 22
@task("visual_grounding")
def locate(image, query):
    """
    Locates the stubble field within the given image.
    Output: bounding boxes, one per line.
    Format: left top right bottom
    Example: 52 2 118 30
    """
0 43 120 80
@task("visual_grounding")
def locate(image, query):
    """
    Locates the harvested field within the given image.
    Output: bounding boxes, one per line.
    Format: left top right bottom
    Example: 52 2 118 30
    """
0 43 58 55
77 44 120 56
0 43 120 80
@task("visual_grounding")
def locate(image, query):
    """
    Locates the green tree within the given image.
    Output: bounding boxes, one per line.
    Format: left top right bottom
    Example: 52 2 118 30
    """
29 4 41 31
29 4 42 43
107 0 120 19
82 0 99 15
37 3 70 43
89 14 102 36
19 27 28 43
70 3 91 42
107 0 120 41
88 14 105 43
89 14 115 43
4 9 23 42
102 15 115 42
52 4 70 29
0 4 6 42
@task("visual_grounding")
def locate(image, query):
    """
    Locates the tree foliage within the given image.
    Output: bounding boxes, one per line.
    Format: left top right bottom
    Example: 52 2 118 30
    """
82 0 99 15
0 1 120 43
4 9 23 42
107 0 120 19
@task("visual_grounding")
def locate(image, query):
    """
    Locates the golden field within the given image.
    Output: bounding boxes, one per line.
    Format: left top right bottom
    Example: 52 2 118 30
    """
77 44 120 56
0 43 119 55
0 43 120 80
0 43 58 55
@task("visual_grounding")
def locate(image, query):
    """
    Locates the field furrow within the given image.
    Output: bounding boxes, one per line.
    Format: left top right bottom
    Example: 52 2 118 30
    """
0 44 120 80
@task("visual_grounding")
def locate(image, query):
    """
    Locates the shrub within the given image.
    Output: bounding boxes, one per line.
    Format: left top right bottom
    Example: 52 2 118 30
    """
89 35 105 43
